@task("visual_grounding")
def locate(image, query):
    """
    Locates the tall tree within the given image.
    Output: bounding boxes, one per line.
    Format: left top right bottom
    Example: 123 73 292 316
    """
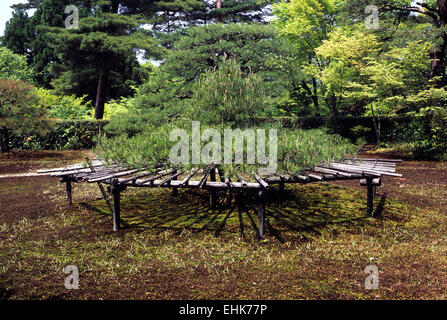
49 1 162 119
273 0 339 117
2 6 31 55
372 0 447 87
341 0 447 88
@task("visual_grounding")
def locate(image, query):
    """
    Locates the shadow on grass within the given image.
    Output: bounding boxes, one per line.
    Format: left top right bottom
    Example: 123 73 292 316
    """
79 183 384 242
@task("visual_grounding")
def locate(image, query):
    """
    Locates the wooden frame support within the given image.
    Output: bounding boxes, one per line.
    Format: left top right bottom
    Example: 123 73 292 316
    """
172 170 178 197
366 176 374 218
111 179 125 232
360 177 381 218
61 178 73 206
209 168 217 208
258 189 267 239
279 177 285 197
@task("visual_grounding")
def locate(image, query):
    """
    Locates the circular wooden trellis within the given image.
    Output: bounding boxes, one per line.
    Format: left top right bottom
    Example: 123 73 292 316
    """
38 157 402 238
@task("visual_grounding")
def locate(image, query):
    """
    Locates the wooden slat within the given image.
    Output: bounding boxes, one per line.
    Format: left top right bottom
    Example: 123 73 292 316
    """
118 168 162 184
138 169 176 185
329 163 402 177
307 173 323 181
38 160 105 174
254 175 269 189
198 165 212 188
159 171 184 186
180 168 199 186
88 168 143 183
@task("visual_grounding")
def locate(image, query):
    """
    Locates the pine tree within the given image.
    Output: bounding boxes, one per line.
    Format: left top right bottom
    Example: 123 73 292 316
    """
26 0 77 87
2 6 31 55
49 1 163 119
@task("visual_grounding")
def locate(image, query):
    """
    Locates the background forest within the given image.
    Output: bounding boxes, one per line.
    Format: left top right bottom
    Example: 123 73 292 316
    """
1 0 447 161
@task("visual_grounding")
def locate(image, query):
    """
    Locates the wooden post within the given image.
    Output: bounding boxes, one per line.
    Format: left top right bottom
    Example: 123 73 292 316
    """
65 179 72 206
112 181 121 232
172 170 178 196
258 189 266 239
366 176 374 217
279 177 285 196
210 168 216 208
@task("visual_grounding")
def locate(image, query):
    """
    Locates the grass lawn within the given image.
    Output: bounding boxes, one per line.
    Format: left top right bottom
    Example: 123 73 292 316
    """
1 150 447 299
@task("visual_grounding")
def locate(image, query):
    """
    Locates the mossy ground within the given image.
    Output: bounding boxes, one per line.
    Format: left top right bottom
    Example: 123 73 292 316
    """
1 151 447 299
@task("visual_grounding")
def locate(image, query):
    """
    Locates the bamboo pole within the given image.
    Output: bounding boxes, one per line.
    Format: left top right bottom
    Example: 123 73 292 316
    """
85 157 113 213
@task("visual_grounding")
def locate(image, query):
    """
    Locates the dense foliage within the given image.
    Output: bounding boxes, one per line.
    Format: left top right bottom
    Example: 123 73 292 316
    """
1 0 447 160
97 61 358 177
0 79 48 152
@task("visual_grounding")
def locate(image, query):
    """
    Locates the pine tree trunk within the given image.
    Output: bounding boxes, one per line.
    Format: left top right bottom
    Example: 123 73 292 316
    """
216 0 223 23
429 0 447 87
312 78 320 115
329 95 338 132
94 67 108 120
1 126 9 154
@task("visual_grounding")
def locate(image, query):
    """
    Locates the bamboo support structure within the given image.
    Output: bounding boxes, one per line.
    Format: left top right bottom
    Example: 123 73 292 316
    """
39 157 402 236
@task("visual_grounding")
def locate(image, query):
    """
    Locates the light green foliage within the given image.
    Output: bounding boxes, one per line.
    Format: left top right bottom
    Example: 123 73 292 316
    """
103 96 135 120
0 47 33 82
185 59 272 127
273 0 338 66
309 25 447 115
34 88 92 120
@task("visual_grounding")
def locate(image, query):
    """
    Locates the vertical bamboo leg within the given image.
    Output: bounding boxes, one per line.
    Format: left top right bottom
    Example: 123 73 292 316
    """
366 177 374 218
112 186 121 232
210 168 216 208
172 170 178 197
258 189 266 239
279 178 285 199
66 180 72 206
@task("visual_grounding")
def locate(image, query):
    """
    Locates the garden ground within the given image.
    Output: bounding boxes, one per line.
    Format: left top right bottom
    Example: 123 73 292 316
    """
0 149 447 299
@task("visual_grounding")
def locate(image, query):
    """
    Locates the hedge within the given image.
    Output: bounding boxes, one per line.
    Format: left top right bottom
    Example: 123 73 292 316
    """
9 120 109 151
3 115 433 151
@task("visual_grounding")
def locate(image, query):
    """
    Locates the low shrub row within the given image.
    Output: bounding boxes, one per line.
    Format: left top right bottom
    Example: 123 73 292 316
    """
8 120 109 151
5 113 446 161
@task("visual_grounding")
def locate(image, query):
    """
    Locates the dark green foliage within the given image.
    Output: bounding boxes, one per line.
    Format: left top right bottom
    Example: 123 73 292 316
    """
164 23 286 81
10 120 108 150
2 7 31 55
132 23 295 116
48 3 162 119
26 0 75 87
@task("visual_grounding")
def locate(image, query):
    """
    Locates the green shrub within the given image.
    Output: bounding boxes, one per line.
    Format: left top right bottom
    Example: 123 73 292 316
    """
185 59 273 127
10 120 108 150
0 47 33 82
34 88 92 120
0 79 48 152
103 97 133 120
97 121 358 178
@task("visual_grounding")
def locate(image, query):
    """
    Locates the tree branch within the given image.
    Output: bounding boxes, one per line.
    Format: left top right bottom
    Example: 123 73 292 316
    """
379 5 439 23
